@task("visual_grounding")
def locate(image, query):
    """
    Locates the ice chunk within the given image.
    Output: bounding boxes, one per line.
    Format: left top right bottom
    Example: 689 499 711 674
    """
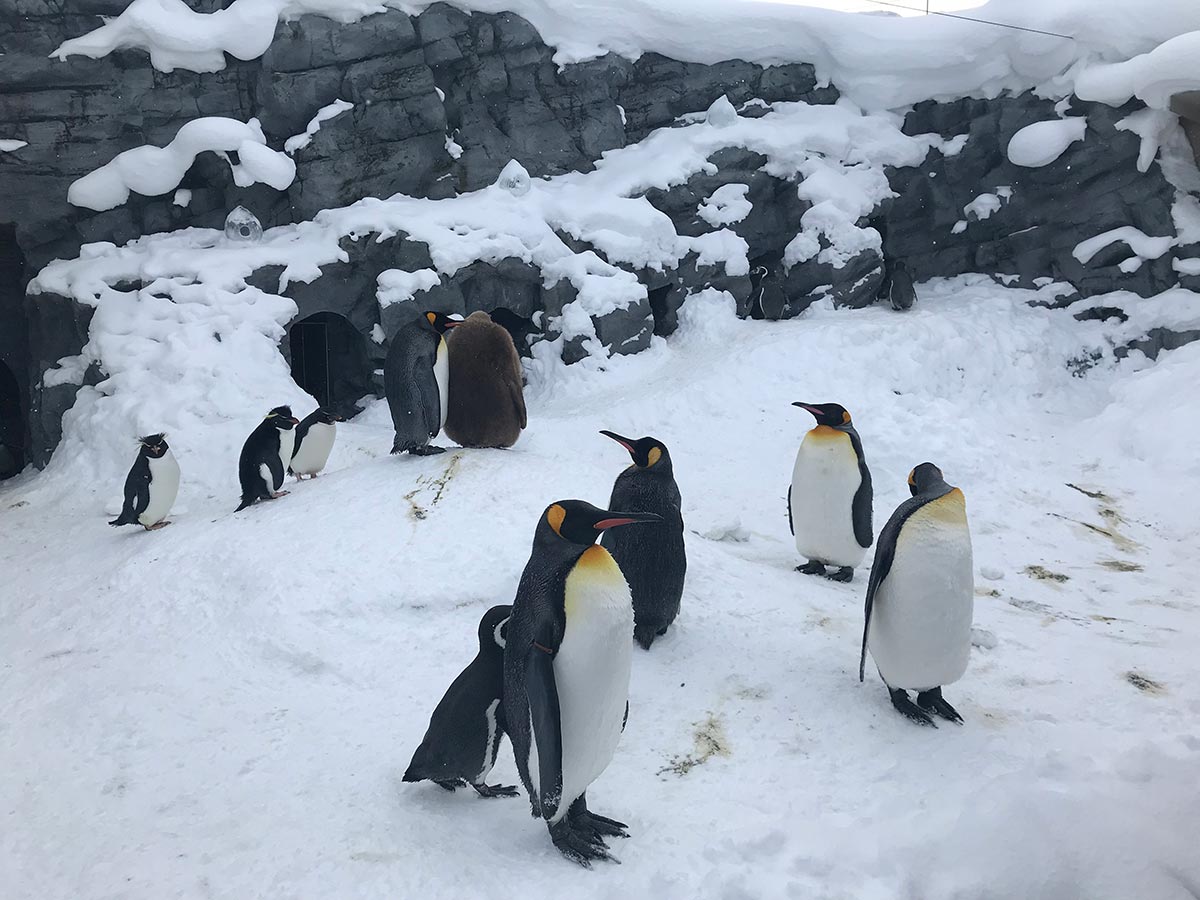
1007 118 1088 168
224 206 262 243
496 160 531 197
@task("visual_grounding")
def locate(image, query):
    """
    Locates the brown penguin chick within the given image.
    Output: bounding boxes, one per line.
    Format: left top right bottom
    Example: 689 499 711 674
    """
444 311 527 448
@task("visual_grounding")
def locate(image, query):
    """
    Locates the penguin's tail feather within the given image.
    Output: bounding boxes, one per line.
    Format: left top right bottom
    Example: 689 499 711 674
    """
109 510 136 526
234 496 254 512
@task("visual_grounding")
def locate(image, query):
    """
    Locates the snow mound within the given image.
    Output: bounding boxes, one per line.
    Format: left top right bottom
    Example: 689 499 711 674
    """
48 0 1200 110
1076 30 1200 110
67 117 295 212
377 268 442 308
698 184 752 228
1006 118 1088 168
284 99 354 155
1072 226 1174 266
495 160 531 197
705 95 738 128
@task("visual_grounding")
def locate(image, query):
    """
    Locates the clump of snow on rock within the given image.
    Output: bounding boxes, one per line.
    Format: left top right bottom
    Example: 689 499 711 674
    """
1006 118 1087 168
697 184 752 227
705 95 738 128
495 159 532 197
377 268 442 308
1072 226 1174 266
67 117 295 211
0 139 28 152
284 99 354 155
1076 30 1200 110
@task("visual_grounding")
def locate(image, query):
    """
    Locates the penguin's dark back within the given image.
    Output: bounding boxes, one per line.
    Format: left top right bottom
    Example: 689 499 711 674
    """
238 420 279 483
444 313 526 449
384 320 439 441
603 471 686 624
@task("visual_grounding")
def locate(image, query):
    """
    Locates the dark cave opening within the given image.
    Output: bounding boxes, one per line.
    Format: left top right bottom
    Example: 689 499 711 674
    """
0 362 22 479
0 223 27 479
287 312 374 419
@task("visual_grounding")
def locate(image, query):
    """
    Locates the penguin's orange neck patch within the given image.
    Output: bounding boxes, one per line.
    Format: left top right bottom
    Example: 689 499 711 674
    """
808 425 846 440
925 488 967 523
578 544 617 570
547 503 566 536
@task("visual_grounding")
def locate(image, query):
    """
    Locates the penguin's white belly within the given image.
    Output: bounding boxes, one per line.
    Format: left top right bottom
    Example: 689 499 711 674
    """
478 698 501 783
273 429 295 489
550 545 633 824
868 492 974 690
790 428 865 568
290 423 335 475
139 451 180 526
434 337 449 429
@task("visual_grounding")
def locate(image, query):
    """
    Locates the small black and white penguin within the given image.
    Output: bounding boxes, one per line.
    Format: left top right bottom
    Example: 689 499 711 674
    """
503 500 662 867
887 259 916 311
860 463 974 727
788 402 873 582
599 431 687 650
748 265 786 320
235 405 299 511
109 433 179 530
289 407 343 480
384 311 460 456
404 605 520 798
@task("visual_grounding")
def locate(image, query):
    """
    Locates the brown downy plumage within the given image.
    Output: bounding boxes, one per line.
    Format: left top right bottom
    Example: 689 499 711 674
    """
444 311 527 448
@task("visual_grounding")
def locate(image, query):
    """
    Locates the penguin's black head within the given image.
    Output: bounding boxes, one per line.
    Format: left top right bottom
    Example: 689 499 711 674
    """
424 311 462 335
477 604 512 652
138 433 169 458
793 402 852 428
314 407 343 425
266 405 299 429
600 430 672 471
908 462 947 496
540 499 663 547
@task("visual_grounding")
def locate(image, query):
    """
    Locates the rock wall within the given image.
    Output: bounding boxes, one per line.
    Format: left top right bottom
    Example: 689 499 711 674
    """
1 2 1196 467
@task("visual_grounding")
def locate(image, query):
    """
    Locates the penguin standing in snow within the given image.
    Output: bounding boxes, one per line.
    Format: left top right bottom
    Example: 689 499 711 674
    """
860 463 974 727
289 407 343 479
385 311 460 456
404 605 520 798
599 431 687 650
235 405 299 511
444 311 527 450
788 402 872 582
887 259 916 311
109 433 179 530
504 500 662 866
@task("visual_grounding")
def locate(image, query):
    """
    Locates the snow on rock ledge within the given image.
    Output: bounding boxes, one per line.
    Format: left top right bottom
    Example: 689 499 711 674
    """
1076 30 1200 110
1006 118 1087 168
67 117 296 212
1073 226 1174 266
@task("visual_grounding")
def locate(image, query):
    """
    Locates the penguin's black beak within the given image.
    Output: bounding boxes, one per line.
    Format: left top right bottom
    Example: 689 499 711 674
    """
599 430 636 455
593 510 662 530
792 402 821 417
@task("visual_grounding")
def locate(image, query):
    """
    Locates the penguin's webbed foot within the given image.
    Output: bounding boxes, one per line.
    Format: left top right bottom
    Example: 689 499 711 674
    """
889 688 937 727
143 521 171 531
917 687 964 725
826 566 854 583
796 561 826 576
472 782 520 798
270 490 290 499
633 624 658 650
549 819 618 868
410 444 446 456
568 795 629 840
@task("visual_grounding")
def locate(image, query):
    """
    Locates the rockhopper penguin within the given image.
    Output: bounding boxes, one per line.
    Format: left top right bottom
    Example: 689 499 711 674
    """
599 431 687 650
109 433 179 530
289 407 342 479
235 405 299 511
503 500 662 867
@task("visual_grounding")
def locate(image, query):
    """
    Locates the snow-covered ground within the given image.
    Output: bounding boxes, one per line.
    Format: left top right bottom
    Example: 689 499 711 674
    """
2 277 1198 899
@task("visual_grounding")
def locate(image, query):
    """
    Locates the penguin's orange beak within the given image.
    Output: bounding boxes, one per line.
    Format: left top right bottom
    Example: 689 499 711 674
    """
290 416 300 425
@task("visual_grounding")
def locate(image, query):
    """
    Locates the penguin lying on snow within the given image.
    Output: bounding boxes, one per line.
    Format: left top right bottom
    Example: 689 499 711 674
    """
404 605 520 799
504 500 662 867
289 407 343 479
860 463 974 727
109 433 179 531
235 406 299 511
444 311 527 449
788 402 873 582
599 431 687 650
385 312 461 456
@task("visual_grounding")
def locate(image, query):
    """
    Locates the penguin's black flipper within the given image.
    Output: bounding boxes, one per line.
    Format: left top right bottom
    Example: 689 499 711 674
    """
265 445 286 493
786 485 794 536
110 459 150 526
846 427 873 549
413 358 441 441
526 623 563 822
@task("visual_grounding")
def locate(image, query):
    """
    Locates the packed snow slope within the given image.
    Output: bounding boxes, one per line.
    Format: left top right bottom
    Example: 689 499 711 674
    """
2 279 1199 899
50 0 1200 108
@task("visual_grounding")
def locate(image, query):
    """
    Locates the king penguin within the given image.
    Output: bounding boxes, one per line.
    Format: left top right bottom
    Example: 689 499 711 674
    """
860 463 974 727
235 405 299 511
384 311 460 456
788 402 873 582
109 433 180 530
599 431 687 650
404 605 520 798
289 407 343 479
444 311 527 449
503 500 662 867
